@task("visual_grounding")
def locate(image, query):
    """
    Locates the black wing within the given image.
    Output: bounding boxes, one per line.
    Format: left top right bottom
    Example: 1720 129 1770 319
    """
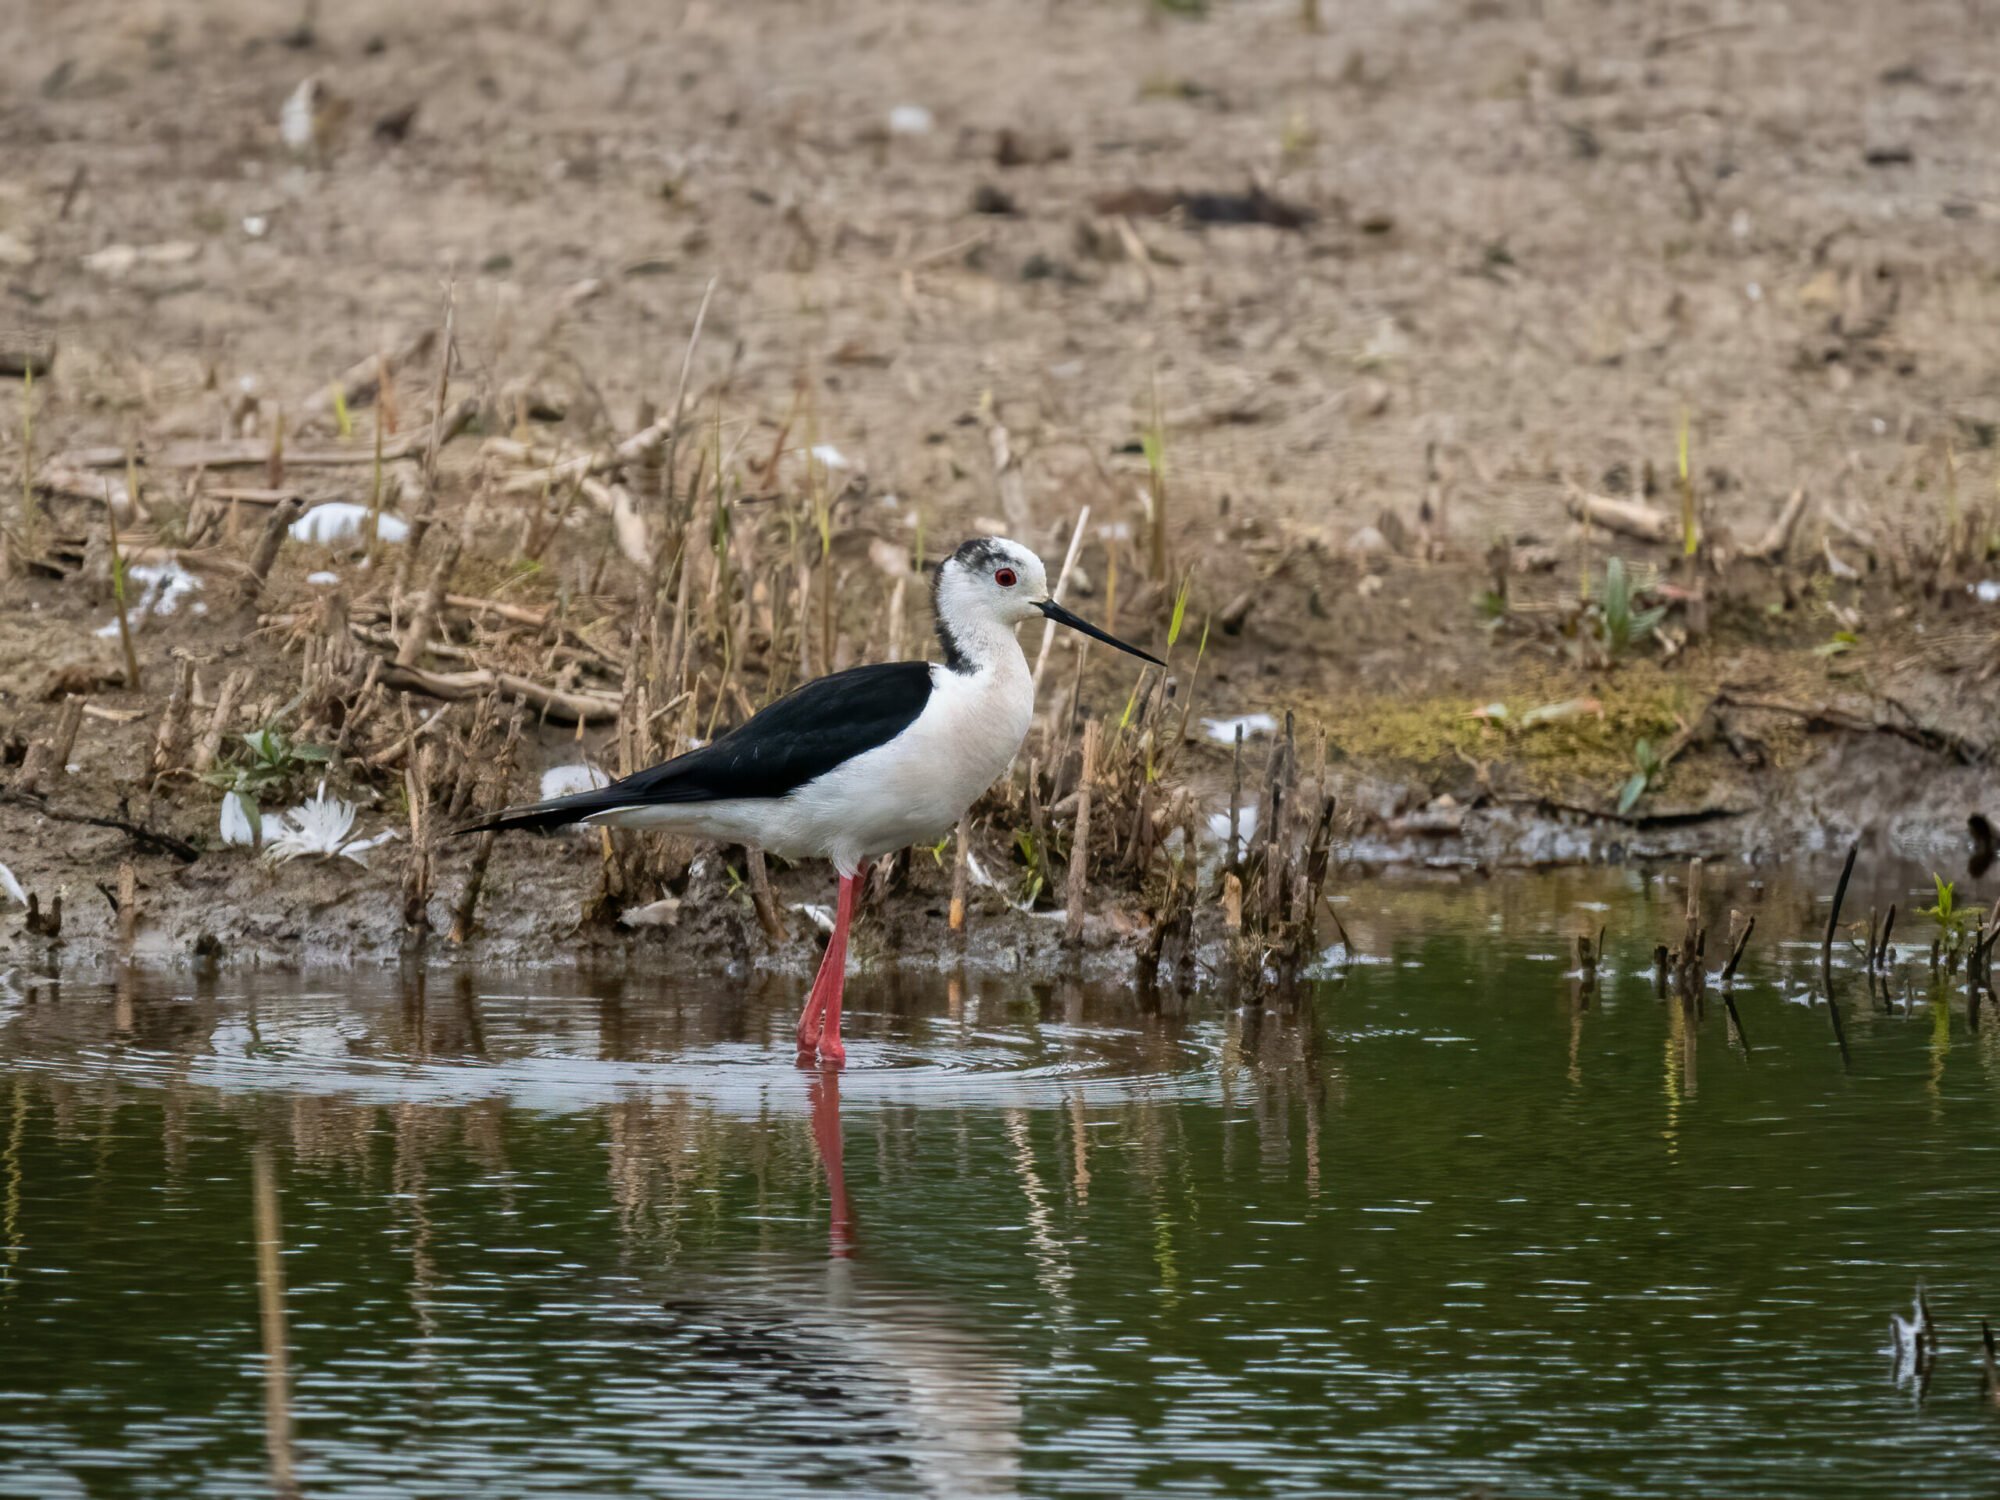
459 660 935 835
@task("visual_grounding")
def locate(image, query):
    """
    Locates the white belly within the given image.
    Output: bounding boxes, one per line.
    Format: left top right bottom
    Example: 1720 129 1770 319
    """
593 656 1035 873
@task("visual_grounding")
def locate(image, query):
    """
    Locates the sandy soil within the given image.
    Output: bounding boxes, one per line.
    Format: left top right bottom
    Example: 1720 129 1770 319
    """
3 0 1997 968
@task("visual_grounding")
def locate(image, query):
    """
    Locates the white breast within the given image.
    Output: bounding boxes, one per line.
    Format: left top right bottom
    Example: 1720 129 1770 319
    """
775 653 1034 872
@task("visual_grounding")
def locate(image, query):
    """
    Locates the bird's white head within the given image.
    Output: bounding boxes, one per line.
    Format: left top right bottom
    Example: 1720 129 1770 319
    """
935 537 1049 632
932 535 1162 673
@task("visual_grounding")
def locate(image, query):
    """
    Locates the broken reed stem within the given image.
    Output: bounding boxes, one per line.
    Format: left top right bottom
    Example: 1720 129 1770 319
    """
949 813 970 934
115 861 137 950
242 496 305 606
193 668 253 773
250 1147 299 1500
448 831 497 945
395 532 461 666
745 847 784 942
148 653 196 784
1823 839 1859 984
1065 719 1100 948
1683 856 1703 955
1876 903 1897 968
1723 912 1756 982
402 741 434 933
18 693 85 796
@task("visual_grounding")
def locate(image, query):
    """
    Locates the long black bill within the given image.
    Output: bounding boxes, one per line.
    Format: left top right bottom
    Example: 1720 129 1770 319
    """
1038 599 1164 666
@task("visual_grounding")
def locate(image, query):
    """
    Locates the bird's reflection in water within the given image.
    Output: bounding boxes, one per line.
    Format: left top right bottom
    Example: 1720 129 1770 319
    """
644 1064 1023 1497
808 1065 856 1259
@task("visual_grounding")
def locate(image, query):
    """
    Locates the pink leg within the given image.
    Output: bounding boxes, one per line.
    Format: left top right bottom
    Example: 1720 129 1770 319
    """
808 871 862 1067
794 920 844 1053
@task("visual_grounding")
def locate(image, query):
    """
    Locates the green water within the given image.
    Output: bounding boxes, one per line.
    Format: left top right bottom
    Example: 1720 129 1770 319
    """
4 876 1999 1497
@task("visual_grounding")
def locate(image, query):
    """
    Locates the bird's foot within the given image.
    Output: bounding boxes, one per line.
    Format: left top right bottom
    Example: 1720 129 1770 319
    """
815 1035 847 1068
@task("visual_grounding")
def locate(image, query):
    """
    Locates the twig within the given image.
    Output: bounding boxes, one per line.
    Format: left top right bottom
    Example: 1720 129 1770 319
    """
0 789 199 862
298 328 436 422
1564 482 1676 543
1742 486 1810 563
50 399 475 471
1717 689 1987 767
375 662 620 725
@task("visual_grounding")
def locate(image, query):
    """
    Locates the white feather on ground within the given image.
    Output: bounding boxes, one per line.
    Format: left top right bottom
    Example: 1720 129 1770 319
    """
289 503 409 546
0 861 26 908
219 793 258 848
1199 713 1278 745
262 781 398 867
94 560 203 638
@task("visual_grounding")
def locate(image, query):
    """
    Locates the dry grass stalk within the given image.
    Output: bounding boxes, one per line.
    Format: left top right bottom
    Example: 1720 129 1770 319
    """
402 739 435 933
745 847 784 941
1029 503 1091 701
949 813 971 933
1064 719 1101 947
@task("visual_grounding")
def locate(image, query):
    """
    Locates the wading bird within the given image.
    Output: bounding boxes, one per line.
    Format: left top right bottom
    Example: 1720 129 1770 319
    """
464 537 1159 1066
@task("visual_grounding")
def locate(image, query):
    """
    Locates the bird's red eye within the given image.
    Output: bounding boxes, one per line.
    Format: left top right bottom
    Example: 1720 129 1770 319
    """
994 568 1017 587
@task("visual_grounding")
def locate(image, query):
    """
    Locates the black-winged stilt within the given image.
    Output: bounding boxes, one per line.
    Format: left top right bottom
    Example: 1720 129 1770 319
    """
464 536 1160 1065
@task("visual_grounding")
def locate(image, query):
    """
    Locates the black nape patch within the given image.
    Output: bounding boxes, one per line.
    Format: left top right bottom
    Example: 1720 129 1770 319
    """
930 537 1014 673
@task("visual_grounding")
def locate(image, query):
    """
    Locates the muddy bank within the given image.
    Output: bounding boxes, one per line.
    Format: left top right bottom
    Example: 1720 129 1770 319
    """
2 723 1986 975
